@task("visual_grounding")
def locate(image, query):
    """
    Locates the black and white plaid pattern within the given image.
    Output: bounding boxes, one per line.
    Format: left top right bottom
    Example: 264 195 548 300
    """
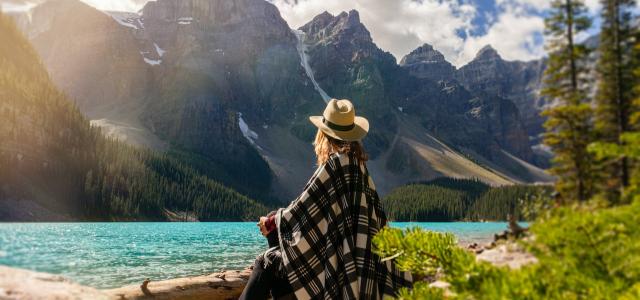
275 153 412 299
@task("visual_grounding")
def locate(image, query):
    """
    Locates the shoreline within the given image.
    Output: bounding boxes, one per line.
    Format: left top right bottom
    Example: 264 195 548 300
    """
0 266 252 300
0 240 535 299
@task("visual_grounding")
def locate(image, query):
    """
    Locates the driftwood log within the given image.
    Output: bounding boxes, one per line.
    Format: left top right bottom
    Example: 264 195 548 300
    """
0 265 251 300
104 268 252 300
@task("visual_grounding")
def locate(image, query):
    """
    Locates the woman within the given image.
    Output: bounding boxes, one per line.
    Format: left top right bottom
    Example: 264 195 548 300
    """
240 99 412 300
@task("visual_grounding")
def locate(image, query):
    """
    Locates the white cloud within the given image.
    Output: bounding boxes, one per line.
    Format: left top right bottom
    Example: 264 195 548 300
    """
495 0 550 11
1 1 37 12
584 0 602 14
0 0 151 12
273 0 549 67
273 0 476 66
78 0 149 12
458 3 546 65
14 0 606 67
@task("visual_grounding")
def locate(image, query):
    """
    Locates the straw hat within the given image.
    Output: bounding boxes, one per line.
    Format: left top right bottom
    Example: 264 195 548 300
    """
309 99 369 142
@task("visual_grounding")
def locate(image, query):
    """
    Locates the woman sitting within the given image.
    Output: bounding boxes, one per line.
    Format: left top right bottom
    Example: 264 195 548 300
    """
240 99 412 300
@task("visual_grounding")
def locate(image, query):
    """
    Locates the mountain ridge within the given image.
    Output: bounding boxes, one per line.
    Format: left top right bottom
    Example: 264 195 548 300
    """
5 0 553 203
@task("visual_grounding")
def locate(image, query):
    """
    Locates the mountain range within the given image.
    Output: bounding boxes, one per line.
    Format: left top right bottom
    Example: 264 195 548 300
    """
4 0 554 205
0 12 268 221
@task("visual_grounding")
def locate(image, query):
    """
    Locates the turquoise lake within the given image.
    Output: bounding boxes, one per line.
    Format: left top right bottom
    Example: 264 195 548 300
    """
0 222 512 289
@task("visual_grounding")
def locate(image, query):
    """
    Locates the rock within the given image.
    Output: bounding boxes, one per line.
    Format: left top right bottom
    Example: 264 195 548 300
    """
429 280 451 289
476 243 538 269
455 45 547 151
0 266 110 300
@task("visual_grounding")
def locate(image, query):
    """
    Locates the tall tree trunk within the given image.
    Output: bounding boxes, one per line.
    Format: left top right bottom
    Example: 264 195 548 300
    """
566 0 587 200
612 0 631 188
567 0 578 93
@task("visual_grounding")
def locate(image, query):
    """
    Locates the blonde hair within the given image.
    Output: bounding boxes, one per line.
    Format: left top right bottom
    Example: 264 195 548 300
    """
313 130 368 166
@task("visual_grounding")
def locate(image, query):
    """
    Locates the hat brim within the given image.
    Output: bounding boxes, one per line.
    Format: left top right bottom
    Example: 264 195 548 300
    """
309 116 369 142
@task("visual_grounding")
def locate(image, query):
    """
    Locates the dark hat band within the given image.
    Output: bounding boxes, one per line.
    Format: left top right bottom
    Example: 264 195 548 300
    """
323 117 355 131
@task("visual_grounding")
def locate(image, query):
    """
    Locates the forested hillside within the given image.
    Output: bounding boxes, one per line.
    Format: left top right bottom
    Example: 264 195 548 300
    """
0 13 267 221
382 178 547 221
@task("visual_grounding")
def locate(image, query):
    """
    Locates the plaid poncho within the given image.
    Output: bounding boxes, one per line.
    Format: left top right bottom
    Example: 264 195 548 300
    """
274 153 412 299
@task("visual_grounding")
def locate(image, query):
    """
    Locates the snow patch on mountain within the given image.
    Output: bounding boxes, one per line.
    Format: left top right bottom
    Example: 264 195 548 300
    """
140 51 160 65
238 112 260 148
143 57 161 65
154 43 165 57
293 29 331 103
106 11 142 30
177 17 193 25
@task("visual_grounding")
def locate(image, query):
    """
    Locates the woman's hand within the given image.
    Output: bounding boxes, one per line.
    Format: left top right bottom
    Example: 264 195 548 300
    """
257 217 269 236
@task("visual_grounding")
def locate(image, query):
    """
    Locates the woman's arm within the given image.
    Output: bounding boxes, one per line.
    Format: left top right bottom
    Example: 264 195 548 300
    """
257 211 277 236
264 215 276 233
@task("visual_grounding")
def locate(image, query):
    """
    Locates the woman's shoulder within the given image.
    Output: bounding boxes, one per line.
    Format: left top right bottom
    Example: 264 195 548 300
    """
327 152 363 170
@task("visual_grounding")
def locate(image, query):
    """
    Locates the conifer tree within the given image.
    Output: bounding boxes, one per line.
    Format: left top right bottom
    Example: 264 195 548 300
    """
542 0 596 202
591 40 640 203
593 0 639 202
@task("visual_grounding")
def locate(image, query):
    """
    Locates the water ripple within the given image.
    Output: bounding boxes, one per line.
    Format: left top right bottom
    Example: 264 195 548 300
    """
0 222 509 289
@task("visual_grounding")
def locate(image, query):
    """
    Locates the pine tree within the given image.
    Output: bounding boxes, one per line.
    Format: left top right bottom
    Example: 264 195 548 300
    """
541 0 596 202
593 0 639 202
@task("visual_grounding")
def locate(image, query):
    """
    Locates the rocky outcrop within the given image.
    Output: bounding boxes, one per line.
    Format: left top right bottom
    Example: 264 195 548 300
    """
476 243 538 269
300 9 397 118
399 43 455 82
455 45 546 141
399 44 539 164
466 94 534 163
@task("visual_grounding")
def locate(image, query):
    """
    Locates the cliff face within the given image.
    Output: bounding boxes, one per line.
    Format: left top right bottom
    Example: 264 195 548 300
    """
132 0 318 199
399 44 538 163
300 10 398 117
22 0 152 127
455 45 546 141
301 11 538 166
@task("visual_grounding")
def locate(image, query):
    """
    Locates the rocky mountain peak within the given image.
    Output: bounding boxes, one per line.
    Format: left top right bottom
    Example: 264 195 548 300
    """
400 43 448 66
400 43 455 82
313 11 334 25
300 9 372 45
340 9 361 28
140 0 289 32
474 45 501 61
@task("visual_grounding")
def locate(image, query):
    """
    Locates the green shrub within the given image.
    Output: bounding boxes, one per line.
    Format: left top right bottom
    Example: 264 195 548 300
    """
374 199 640 299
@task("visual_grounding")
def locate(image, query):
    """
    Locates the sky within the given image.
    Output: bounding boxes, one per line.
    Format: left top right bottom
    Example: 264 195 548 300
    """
0 0 614 66
271 0 605 66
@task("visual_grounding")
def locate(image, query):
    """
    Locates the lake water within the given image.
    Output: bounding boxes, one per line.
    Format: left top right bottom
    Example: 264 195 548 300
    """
0 222 511 289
